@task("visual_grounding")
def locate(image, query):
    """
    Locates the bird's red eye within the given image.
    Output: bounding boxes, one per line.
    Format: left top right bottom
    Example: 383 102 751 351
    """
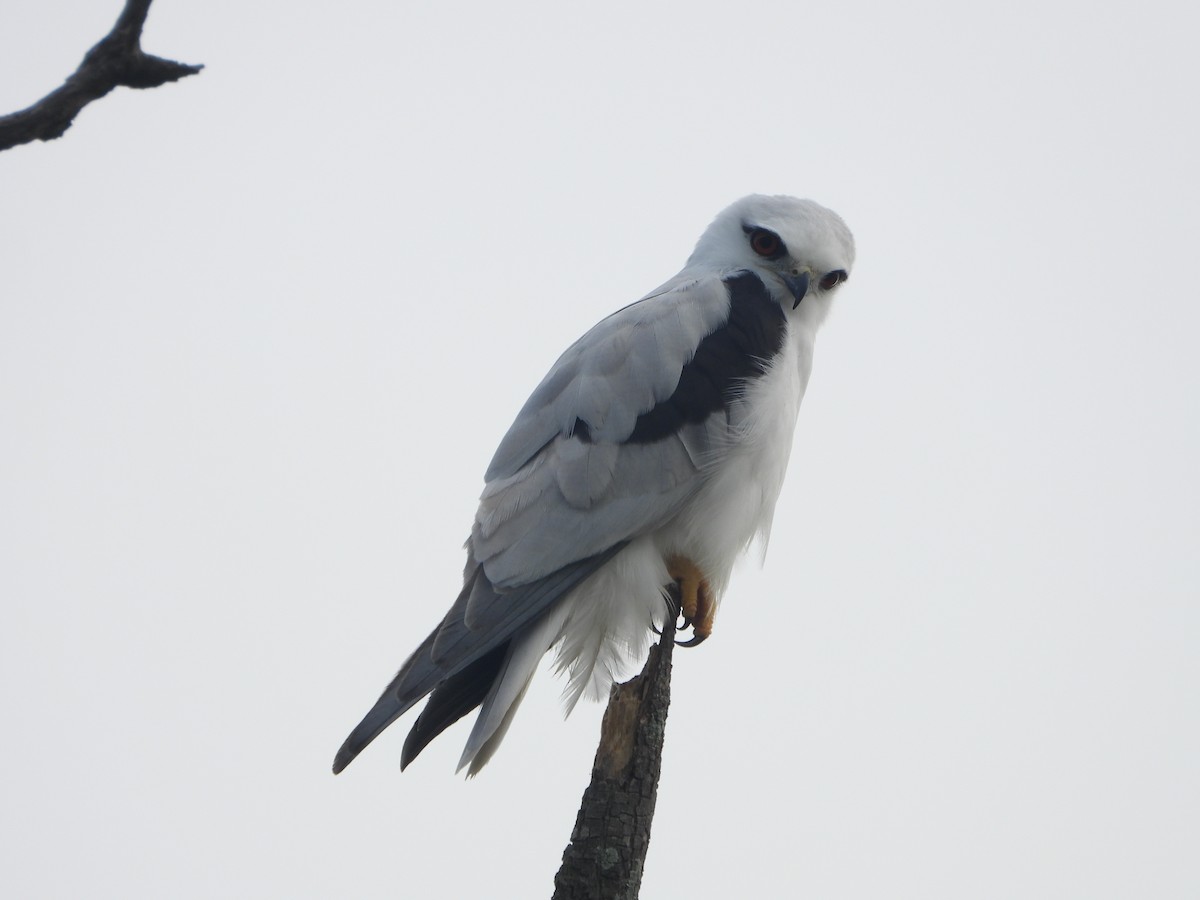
749 228 783 258
819 269 848 291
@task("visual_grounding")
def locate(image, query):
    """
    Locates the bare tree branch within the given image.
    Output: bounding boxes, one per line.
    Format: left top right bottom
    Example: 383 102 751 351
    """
552 614 677 900
0 0 201 152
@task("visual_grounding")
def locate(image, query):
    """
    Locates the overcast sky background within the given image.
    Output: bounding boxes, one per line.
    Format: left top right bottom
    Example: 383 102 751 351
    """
3 1 1198 897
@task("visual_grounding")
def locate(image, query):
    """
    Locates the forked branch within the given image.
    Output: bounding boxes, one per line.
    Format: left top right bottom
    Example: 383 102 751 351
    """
0 0 201 152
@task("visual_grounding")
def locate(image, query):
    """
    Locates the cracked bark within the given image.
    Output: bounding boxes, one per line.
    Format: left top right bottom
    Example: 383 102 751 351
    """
551 614 676 900
0 0 202 152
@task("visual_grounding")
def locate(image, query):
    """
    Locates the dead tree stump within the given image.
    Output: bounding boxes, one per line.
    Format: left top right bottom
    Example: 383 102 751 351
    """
551 614 677 900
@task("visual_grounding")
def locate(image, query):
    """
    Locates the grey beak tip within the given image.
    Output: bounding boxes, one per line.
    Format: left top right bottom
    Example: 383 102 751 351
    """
784 271 809 308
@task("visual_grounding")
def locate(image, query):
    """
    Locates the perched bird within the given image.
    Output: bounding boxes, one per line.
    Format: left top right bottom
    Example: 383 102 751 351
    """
334 194 855 775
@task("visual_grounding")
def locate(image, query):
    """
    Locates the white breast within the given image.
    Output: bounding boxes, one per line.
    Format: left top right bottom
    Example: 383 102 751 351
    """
655 318 814 599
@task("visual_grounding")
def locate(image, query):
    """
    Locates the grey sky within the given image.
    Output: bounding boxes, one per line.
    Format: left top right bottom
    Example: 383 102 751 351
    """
2 1 1198 897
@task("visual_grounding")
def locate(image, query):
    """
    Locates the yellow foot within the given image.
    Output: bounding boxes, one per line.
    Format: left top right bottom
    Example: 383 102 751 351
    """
666 554 714 647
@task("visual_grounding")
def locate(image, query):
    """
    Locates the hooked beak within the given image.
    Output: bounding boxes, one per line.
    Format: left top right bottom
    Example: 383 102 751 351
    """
782 271 809 309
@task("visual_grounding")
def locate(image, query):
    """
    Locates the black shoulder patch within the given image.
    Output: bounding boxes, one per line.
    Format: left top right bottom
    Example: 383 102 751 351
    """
625 271 786 444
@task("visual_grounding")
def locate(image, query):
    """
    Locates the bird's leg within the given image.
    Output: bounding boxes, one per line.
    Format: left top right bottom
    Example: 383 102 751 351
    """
666 555 714 647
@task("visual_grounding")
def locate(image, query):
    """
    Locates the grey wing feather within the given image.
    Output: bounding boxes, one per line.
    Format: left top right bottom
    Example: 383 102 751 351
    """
483 273 730 481
474 273 735 589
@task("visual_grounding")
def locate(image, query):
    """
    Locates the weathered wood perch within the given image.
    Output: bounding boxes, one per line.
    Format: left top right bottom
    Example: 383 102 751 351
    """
0 0 202 152
552 614 677 900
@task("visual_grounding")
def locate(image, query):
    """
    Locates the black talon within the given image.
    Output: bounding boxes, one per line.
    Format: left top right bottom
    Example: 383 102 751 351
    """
662 589 681 613
651 591 679 636
676 632 709 648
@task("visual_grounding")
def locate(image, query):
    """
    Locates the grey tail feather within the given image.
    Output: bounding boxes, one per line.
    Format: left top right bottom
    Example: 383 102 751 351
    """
332 542 628 775
332 628 441 774
400 640 510 770
332 693 405 774
332 635 513 775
